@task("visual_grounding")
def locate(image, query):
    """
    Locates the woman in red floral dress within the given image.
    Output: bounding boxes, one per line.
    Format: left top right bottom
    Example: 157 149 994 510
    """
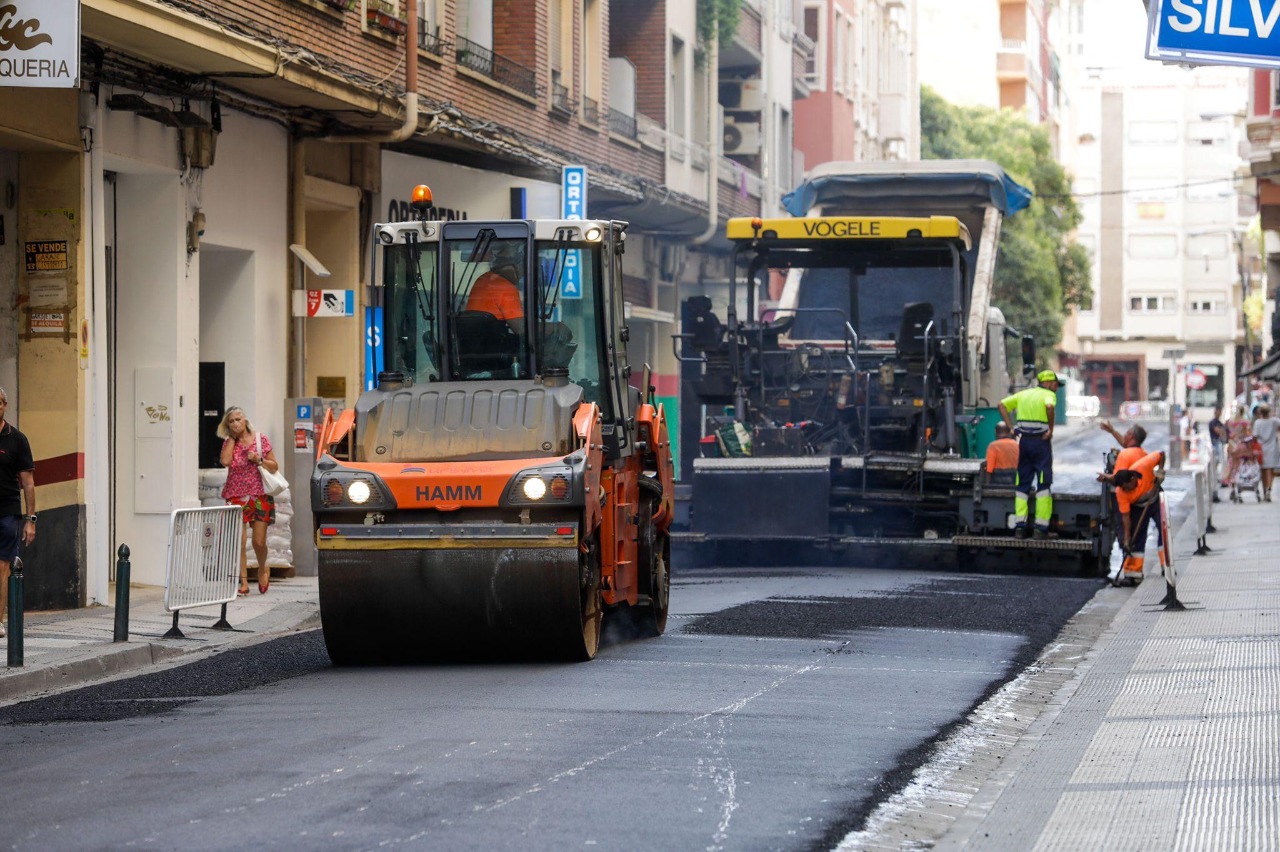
218 407 281 595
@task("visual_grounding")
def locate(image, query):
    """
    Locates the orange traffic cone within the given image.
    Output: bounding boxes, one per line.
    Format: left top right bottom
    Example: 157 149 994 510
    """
1188 440 1200 465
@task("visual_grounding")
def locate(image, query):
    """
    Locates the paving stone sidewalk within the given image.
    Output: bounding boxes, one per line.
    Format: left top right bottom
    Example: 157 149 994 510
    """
841 487 1279 850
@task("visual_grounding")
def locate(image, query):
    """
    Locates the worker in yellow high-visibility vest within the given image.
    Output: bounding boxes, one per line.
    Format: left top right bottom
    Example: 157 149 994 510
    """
997 370 1062 539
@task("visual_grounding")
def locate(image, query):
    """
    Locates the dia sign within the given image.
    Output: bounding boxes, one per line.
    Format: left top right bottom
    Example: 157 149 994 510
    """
1147 0 1280 69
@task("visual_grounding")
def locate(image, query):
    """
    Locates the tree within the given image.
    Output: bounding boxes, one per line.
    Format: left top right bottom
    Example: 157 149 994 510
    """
920 86 1092 358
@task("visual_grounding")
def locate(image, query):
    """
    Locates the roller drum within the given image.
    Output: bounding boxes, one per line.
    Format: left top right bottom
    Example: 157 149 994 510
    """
319 546 594 664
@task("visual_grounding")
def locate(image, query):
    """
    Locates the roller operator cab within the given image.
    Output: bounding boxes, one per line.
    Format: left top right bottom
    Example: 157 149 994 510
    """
312 186 675 664
679 161 1114 574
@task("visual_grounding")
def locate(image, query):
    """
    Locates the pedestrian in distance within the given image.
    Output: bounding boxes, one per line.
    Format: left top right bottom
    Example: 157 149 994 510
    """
985 420 1019 486
1222 405 1254 488
218 407 280 595
0 387 36 639
1208 405 1226 464
997 369 1061 539
1250 404 1280 502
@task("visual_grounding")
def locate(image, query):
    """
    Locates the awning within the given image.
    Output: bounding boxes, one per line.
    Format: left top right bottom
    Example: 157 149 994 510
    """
1241 349 1280 380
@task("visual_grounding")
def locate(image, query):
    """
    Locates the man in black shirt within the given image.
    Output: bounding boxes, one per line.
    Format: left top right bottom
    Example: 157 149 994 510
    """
0 388 36 638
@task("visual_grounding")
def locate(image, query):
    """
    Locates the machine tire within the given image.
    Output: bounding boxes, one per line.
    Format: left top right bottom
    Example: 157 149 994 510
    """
571 533 603 661
627 495 670 637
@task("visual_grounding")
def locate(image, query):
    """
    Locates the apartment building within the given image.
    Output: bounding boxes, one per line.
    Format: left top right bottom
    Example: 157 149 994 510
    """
1243 68 1280 381
917 0 1069 157
793 0 920 167
1069 2 1249 417
0 0 810 607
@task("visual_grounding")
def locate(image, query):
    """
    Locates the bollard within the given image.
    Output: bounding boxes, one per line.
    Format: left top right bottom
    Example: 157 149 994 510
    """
7 556 23 667
113 544 131 642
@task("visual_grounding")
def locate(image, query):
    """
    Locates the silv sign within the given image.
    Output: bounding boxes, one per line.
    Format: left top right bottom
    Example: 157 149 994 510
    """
0 0 80 88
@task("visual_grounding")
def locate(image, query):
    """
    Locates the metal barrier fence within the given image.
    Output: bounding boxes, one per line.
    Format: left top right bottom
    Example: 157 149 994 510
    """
163 506 241 637
1117 400 1172 421
1066 395 1101 419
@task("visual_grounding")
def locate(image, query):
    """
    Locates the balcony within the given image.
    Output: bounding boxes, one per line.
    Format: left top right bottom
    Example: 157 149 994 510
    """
609 107 637 139
418 21 447 57
581 96 601 126
366 0 407 36
997 41 1030 83
878 92 909 143
551 81 574 116
456 37 538 98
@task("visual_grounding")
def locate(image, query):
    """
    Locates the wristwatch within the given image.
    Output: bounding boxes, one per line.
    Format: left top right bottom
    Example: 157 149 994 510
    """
25 515 36 523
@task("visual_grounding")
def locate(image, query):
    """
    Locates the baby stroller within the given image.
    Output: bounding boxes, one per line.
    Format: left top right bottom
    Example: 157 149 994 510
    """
1229 436 1263 503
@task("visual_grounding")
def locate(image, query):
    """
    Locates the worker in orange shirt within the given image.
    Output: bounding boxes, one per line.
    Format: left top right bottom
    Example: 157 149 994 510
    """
466 245 525 334
1109 449 1166 581
985 421 1019 485
1099 420 1148 472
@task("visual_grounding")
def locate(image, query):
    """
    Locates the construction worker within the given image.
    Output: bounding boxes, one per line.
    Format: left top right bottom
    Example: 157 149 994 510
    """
997 369 1061 539
985 421 1019 485
466 245 525 334
1099 420 1148 470
1110 450 1166 580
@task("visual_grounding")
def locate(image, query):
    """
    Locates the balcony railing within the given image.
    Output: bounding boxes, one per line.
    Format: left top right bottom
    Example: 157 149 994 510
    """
455 36 537 98
552 82 573 115
418 21 446 56
608 107 637 139
582 95 601 125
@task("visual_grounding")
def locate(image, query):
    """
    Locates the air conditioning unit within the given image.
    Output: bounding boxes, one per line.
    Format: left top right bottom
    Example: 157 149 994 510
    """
723 117 762 156
719 79 764 113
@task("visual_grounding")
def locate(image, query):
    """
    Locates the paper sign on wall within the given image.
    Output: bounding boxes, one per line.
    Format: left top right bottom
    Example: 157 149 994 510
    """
292 289 354 317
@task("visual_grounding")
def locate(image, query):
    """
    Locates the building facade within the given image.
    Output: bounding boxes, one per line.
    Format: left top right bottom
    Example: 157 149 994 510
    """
1069 1 1249 417
0 0 813 608
793 0 919 166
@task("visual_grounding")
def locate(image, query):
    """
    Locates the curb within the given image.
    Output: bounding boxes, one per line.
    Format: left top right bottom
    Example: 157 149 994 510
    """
0 642 188 704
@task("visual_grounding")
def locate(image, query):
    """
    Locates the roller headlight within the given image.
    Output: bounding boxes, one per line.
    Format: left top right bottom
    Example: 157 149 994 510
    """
584 226 603 242
348 480 372 504
507 465 577 505
522 477 547 501
317 473 390 509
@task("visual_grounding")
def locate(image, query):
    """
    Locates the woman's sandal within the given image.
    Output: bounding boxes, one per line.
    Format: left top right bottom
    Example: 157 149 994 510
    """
237 585 250 597
259 577 270 595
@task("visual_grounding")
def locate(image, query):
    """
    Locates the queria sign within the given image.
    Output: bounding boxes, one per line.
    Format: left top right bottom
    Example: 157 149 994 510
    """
0 0 80 88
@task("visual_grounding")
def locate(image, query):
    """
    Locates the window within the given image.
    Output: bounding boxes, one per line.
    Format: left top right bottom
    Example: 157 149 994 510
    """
1186 119 1228 145
1186 363 1224 408
1186 179 1234 202
777 107 792 189
1128 121 1178 144
833 7 846 93
550 0 571 111
418 0 444 53
671 36 686 138
1128 295 1176 314
1187 298 1225 314
1127 233 1178 258
457 0 492 50
1185 233 1228 260
802 2 825 91
581 0 601 108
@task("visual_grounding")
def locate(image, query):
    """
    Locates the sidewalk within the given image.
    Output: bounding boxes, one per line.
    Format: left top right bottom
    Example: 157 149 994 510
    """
0 576 319 705
845 486 1280 850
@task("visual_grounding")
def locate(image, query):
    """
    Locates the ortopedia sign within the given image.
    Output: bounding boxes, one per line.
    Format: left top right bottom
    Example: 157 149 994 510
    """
1186 368 1208 390
292 289 354 318
1147 0 1280 69
0 0 81 87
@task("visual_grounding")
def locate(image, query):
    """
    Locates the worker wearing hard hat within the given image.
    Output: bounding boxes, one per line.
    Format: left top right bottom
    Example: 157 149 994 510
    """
997 370 1062 539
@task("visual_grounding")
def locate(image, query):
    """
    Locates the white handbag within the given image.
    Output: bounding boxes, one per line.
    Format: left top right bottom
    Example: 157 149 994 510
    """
255 432 289 497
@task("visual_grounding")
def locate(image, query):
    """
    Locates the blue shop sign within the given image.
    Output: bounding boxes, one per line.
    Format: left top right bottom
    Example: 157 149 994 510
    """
1147 0 1280 69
